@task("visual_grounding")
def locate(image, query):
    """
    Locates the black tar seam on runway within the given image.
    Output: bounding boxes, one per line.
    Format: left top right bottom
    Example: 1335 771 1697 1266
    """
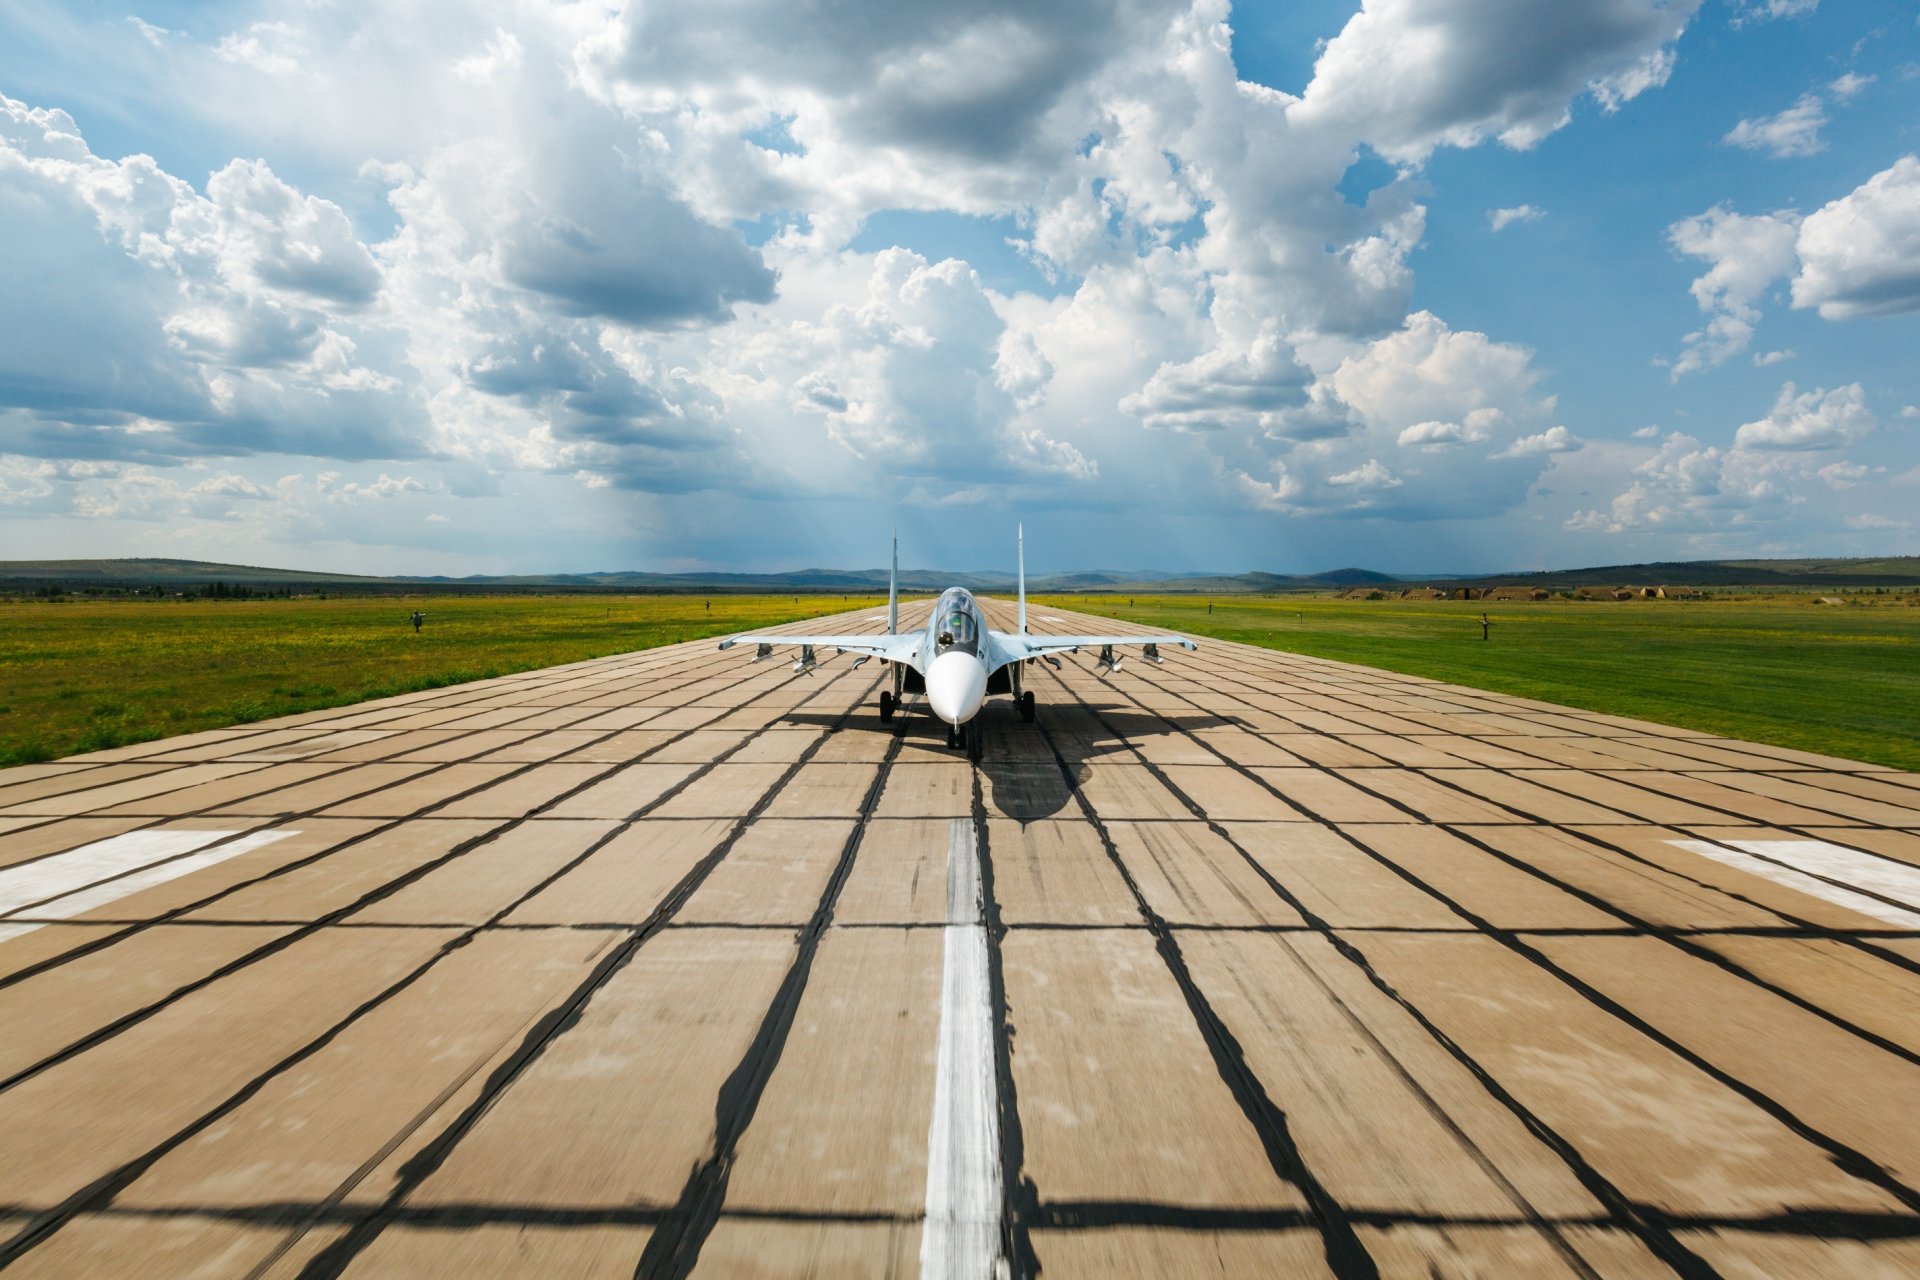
1029 708 1382 1280
1046 617 1920 1262
632 694 912 1279
290 667 889 1280
0 631 882 1270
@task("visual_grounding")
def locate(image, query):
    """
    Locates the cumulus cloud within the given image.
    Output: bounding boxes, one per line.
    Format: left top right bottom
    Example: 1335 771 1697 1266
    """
1201 311 1573 520
0 94 429 462
1120 328 1313 433
1666 206 1800 376
796 249 1093 484
1791 155 1920 319
1494 425 1583 457
1567 383 1882 537
1724 94 1827 158
1327 458 1399 490
1396 419 1482 448
10 0 1897 570
1733 382 1874 450
323 473 431 504
1664 157 1920 378
1488 205 1545 231
1292 0 1700 162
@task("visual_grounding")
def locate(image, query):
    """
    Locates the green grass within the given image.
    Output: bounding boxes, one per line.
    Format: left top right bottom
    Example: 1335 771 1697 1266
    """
0 594 883 766
1040 593 1920 771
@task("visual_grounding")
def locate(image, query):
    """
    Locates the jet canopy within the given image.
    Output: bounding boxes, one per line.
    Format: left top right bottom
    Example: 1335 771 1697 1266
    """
935 595 980 654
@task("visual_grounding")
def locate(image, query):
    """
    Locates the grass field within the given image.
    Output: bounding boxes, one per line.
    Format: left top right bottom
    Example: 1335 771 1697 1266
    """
1043 593 1920 772
0 594 881 766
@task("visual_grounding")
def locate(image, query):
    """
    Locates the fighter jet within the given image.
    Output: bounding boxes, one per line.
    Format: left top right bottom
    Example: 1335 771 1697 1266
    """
719 528 1196 759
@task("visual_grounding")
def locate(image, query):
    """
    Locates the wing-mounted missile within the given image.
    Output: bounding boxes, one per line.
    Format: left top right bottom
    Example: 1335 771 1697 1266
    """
793 644 819 676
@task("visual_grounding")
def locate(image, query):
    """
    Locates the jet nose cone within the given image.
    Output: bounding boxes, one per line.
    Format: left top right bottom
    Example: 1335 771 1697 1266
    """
926 651 988 726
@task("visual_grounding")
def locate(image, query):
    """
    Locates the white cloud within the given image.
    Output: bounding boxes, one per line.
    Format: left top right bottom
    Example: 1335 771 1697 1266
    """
1734 382 1874 451
1291 0 1700 162
1488 205 1545 231
1829 73 1875 101
1397 419 1480 448
1730 0 1818 22
6 0 1902 572
323 473 431 504
1666 206 1800 376
1206 312 1568 519
1327 458 1399 489
1724 94 1827 158
1818 461 1870 488
214 21 305 77
1494 425 1583 458
1791 156 1920 319
1121 327 1313 434
127 16 175 45
0 94 424 462
1564 375 1899 538
452 28 523 83
1752 349 1794 366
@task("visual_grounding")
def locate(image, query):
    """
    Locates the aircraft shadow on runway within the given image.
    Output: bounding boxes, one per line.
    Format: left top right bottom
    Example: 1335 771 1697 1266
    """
779 703 1242 822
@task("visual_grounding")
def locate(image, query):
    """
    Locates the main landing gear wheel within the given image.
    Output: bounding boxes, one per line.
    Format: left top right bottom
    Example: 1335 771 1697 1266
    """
879 690 895 722
1018 690 1036 722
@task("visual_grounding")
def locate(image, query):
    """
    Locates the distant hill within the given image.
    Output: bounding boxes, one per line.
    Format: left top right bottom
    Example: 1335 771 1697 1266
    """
4 554 1918 596
1446 557 1920 590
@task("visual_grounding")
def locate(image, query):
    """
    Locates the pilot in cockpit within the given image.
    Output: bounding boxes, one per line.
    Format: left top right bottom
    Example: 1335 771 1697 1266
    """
935 605 978 653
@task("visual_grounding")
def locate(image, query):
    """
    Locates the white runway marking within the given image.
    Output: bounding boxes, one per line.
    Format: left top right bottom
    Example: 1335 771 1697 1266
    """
1669 838 1920 928
920 818 1003 1280
0 829 296 943
1038 616 1064 624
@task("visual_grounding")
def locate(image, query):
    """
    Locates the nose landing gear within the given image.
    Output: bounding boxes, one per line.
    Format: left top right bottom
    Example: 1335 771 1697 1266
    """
945 718 984 761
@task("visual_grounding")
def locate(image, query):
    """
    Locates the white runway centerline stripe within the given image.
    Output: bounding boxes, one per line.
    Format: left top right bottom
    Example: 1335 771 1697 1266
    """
1669 838 1920 928
0 829 297 943
920 817 1003 1280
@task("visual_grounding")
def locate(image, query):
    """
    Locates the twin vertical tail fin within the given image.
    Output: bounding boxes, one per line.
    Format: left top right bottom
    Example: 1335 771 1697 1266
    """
1017 523 1027 635
887 528 899 636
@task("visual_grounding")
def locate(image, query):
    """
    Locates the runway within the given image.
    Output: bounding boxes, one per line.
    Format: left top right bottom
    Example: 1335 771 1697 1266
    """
1 598 1918 1278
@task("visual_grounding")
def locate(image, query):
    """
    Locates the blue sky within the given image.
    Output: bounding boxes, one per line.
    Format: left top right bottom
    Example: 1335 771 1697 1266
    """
2 0 1917 576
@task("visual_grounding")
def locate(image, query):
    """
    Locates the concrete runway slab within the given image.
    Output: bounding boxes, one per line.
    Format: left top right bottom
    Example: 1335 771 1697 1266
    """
0 599 1916 1277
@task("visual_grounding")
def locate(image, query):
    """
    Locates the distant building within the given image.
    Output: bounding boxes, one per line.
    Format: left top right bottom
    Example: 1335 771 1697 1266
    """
1341 587 1388 600
1658 585 1701 599
1484 586 1549 602
1400 587 1446 600
1446 586 1483 601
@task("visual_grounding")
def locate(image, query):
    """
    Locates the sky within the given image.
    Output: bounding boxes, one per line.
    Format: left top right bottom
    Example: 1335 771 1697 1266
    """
1 0 1917 577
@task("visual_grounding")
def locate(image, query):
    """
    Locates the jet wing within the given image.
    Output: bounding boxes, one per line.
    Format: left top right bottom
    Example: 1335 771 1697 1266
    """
718 632 925 667
996 632 1196 660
